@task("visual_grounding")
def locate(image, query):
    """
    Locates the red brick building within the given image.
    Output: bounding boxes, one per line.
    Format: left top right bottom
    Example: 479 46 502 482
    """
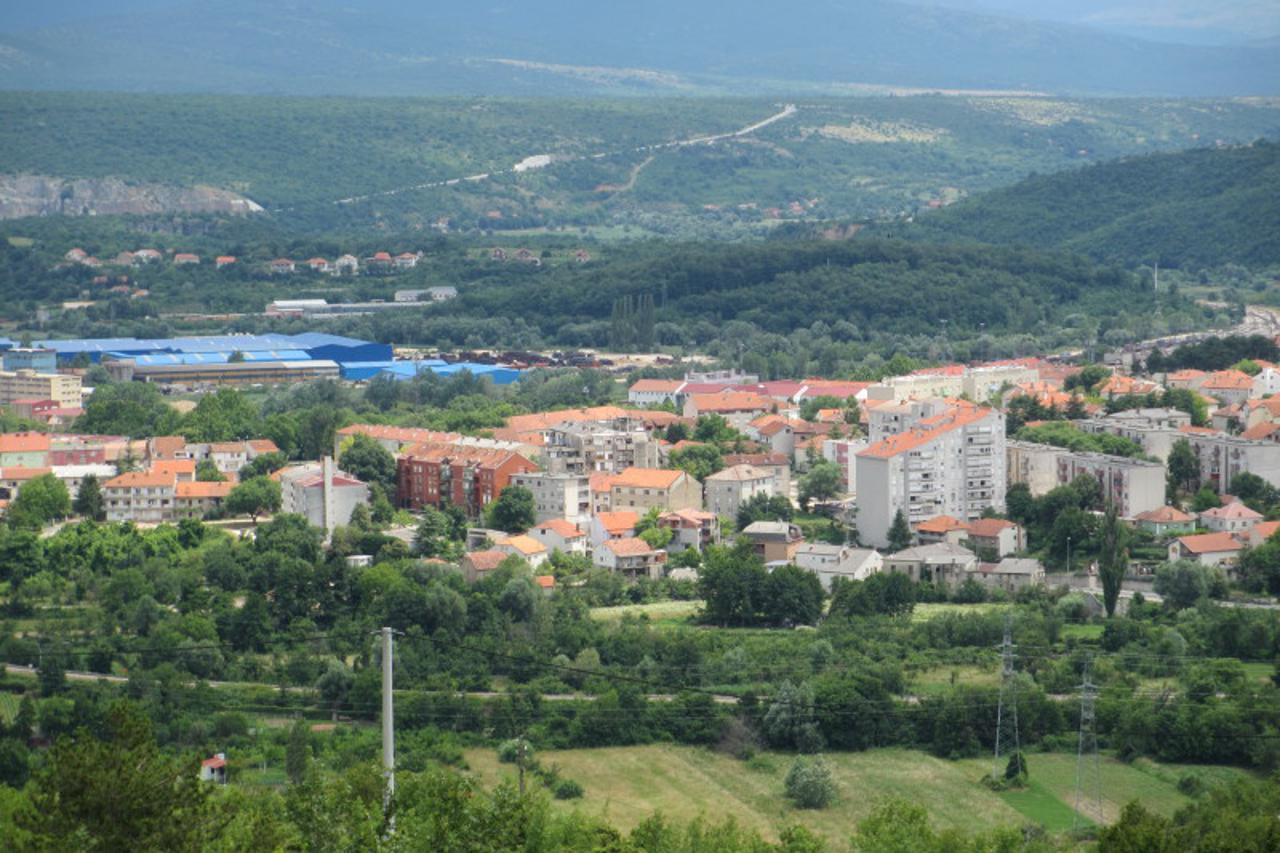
396 441 537 517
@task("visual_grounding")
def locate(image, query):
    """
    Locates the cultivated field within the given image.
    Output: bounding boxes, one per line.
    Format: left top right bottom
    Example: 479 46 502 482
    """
464 744 1241 843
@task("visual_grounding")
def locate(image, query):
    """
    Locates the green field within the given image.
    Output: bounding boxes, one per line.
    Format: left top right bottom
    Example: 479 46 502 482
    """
0 693 20 725
464 745 1236 843
911 603 1011 622
909 665 1000 696
589 600 703 626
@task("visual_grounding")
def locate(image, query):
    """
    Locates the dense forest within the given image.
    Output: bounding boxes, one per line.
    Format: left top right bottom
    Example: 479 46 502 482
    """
901 141 1280 268
2 92 1279 233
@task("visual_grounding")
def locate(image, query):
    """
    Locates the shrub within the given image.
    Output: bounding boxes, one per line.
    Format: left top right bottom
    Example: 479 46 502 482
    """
1177 773 1205 797
784 756 836 809
554 779 584 799
497 738 531 764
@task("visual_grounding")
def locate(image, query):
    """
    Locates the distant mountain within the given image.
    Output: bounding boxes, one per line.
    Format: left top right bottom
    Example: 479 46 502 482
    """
0 0 1276 97
906 142 1280 268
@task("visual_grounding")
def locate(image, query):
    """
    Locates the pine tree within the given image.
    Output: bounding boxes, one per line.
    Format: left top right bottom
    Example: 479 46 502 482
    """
1098 500 1128 617
887 509 913 553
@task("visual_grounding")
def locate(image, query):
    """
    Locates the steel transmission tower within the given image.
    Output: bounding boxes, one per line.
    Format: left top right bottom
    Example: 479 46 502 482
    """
1073 658 1102 830
993 614 1021 778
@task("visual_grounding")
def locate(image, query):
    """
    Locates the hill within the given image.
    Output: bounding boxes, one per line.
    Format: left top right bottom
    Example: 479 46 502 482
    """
904 141 1280 267
2 91 1278 235
0 0 1277 97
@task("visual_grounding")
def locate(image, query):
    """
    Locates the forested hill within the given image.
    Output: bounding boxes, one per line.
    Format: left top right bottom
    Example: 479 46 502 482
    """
408 239 1177 349
904 141 1280 268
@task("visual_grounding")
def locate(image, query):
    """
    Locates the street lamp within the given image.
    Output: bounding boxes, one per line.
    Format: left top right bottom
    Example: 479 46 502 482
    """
1066 536 1071 574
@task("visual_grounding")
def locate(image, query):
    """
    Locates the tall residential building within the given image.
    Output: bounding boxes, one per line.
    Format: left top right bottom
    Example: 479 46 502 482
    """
1179 428 1280 492
855 403 1005 548
0 370 81 408
509 471 592 525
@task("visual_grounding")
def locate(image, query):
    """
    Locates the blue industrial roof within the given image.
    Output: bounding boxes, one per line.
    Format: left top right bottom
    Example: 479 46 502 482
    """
36 333 382 358
378 361 523 385
0 338 13 351
122 350 314 366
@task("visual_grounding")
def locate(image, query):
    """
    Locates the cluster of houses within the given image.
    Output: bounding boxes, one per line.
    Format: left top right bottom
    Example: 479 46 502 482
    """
487 247 590 266
8 340 1280 594
61 247 428 276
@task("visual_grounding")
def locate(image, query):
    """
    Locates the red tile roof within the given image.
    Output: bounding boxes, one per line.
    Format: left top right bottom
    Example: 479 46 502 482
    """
1175 532 1242 555
858 405 993 460
596 511 639 534
917 515 967 534
1136 506 1194 523
611 468 686 489
629 379 683 394
686 392 773 414
966 518 1019 538
536 519 584 538
0 432 52 454
604 537 656 556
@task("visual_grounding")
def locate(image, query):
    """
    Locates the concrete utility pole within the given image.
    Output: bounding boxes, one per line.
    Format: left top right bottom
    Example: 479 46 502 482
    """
381 626 396 816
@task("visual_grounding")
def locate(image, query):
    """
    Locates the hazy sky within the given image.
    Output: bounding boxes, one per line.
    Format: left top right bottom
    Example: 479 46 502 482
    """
909 0 1280 44
4 1 1278 45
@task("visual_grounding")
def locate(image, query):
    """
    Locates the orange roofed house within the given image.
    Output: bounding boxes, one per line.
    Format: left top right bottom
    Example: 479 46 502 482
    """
607 467 702 513
396 442 537 517
104 470 177 524
682 392 773 430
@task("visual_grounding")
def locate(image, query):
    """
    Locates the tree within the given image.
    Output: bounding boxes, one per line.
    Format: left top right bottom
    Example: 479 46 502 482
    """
668 444 723 480
71 474 104 521
315 661 354 722
693 414 736 444
1191 486 1221 513
785 756 836 809
798 460 842 510
338 433 397 492
886 509 913 553
763 564 824 626
225 476 282 524
17 702 223 851
1154 560 1215 610
195 459 225 482
1167 438 1199 495
829 572 916 618
485 485 536 533
698 541 767 626
286 719 311 785
8 473 71 529
413 506 461 559
182 387 260 442
1097 501 1128 617
240 451 289 480
736 492 794 530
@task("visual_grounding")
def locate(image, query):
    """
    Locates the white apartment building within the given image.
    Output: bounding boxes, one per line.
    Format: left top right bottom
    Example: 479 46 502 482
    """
1180 429 1280 492
510 471 592 525
855 404 1005 548
278 458 369 536
1007 440 1167 517
1077 408 1191 461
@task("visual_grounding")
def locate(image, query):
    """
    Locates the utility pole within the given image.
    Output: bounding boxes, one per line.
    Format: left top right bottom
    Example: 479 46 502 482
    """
517 738 529 795
1073 658 1102 831
993 614 1020 779
380 627 397 821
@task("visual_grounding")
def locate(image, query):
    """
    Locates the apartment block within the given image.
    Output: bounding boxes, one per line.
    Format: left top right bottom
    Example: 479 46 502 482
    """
396 441 537 517
1179 429 1280 492
0 370 81 408
1077 408 1191 461
855 403 1005 548
1054 451 1166 517
104 470 177 524
278 458 369 535
703 464 775 518
541 422 660 475
509 471 592 525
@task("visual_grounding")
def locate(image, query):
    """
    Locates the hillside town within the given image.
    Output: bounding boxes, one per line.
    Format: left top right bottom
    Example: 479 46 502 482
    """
6 331 1280 606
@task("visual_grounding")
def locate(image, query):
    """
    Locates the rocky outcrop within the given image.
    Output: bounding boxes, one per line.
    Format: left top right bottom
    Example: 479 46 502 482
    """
0 175 263 220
